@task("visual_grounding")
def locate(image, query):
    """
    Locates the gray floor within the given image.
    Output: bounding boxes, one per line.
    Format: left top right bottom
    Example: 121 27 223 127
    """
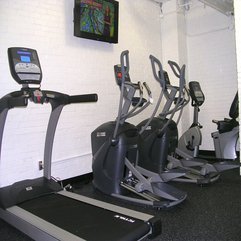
0 169 241 241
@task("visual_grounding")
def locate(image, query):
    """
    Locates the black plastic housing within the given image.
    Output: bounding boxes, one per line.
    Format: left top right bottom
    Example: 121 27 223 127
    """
91 121 139 195
137 117 178 173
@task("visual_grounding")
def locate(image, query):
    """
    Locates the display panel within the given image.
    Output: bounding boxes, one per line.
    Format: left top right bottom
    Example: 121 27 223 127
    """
20 55 31 63
8 47 42 85
74 0 119 44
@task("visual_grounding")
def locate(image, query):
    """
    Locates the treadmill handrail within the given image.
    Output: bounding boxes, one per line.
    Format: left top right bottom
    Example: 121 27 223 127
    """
0 90 98 110
0 89 98 179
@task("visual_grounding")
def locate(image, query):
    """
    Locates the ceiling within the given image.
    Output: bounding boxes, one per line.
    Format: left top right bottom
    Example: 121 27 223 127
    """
151 0 234 16
198 0 234 15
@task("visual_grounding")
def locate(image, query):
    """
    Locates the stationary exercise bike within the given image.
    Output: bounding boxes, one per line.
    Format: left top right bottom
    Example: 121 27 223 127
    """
178 81 239 160
91 50 187 209
178 81 204 158
212 92 239 160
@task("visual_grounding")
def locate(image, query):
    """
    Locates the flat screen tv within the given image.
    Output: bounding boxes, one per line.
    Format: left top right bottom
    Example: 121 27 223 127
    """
74 0 119 44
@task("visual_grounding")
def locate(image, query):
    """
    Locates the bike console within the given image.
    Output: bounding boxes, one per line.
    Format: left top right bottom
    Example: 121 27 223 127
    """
189 81 205 107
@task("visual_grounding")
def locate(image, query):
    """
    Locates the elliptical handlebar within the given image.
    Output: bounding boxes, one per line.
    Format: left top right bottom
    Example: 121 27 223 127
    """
160 61 190 126
138 81 143 96
149 55 166 88
121 81 144 120
167 60 186 92
143 55 190 136
126 82 153 119
139 55 167 135
120 50 130 84
179 65 186 91
143 82 151 96
113 51 153 139
143 82 153 104
174 63 186 106
168 60 181 78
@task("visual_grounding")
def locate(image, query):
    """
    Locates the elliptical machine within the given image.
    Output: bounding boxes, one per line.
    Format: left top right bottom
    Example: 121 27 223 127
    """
91 50 187 208
136 56 189 175
136 57 240 184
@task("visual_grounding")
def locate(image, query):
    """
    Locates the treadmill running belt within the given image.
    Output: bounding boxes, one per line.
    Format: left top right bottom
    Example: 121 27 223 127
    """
18 193 150 241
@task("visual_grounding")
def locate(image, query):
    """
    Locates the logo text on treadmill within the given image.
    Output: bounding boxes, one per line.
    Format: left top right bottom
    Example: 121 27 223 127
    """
114 215 135 223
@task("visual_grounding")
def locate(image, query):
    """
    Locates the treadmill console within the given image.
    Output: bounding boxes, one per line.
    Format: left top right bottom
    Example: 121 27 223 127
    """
8 47 42 85
189 81 205 106
114 65 131 86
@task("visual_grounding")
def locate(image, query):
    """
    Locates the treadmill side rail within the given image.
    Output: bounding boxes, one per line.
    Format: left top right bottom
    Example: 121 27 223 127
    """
59 190 154 221
0 206 86 241
0 191 161 241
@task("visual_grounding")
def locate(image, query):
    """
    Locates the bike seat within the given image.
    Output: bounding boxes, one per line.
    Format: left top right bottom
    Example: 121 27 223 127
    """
212 118 239 134
212 92 239 134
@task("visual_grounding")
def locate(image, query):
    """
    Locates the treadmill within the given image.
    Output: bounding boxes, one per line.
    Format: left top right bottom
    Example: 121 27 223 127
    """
0 47 162 241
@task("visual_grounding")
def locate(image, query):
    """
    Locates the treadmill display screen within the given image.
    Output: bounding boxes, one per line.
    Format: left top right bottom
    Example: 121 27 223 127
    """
20 55 31 63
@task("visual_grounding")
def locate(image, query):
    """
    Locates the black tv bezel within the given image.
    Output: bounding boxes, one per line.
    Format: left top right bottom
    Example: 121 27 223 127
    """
74 0 119 44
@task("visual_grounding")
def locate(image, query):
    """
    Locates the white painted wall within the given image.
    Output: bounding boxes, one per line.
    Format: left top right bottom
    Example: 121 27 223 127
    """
0 0 163 187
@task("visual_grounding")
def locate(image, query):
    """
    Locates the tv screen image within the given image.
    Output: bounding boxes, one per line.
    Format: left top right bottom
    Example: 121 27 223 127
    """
74 0 119 43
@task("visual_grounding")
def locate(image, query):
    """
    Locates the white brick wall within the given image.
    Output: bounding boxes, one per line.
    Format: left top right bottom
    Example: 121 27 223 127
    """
0 0 163 186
